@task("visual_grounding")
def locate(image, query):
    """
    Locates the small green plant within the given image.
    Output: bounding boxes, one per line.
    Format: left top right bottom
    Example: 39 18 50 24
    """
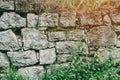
42 39 120 80
0 66 27 80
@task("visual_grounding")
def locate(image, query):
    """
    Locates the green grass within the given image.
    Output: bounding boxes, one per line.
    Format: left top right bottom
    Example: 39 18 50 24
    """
0 66 27 80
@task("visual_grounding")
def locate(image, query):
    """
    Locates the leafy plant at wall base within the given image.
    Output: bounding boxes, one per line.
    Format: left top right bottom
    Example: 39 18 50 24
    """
42 39 120 80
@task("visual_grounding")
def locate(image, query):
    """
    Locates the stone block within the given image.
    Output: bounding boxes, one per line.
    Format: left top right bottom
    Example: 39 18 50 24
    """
7 51 38 67
48 31 66 41
22 28 50 50
39 48 56 64
87 26 117 46
27 13 39 28
0 0 14 11
39 13 58 27
0 30 20 51
0 12 26 30
60 12 76 27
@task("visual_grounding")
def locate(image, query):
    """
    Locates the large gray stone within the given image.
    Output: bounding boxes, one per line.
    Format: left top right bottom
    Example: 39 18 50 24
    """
56 41 78 54
0 12 26 30
39 48 56 64
7 51 38 67
60 12 76 27
15 0 44 12
18 66 44 80
39 13 58 27
87 26 117 46
48 31 66 41
80 12 102 26
27 13 39 28
110 10 120 24
0 30 20 51
57 54 71 63
0 52 10 73
0 0 14 10
67 30 86 41
22 28 50 50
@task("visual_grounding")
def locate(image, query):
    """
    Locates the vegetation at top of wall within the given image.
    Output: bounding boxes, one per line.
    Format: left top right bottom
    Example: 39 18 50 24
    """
42 39 120 80
44 0 117 13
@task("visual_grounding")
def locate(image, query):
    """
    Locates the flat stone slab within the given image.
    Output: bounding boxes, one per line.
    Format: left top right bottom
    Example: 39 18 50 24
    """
7 51 38 67
56 41 79 54
0 30 20 51
66 30 86 41
39 48 56 64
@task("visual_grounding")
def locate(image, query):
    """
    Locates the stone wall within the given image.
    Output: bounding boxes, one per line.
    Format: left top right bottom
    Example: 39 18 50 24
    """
0 0 120 80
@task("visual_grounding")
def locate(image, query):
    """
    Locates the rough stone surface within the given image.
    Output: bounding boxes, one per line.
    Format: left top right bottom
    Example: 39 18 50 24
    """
80 12 103 26
39 13 58 27
7 51 38 67
22 28 49 50
103 15 111 26
87 26 117 46
67 30 86 41
15 0 44 12
18 66 44 80
0 52 9 73
0 12 26 30
97 48 120 62
57 54 71 63
110 10 120 24
113 26 120 32
56 41 78 54
116 35 120 47
48 31 66 41
0 0 14 10
60 12 76 27
0 30 20 51
27 13 39 28
39 48 56 64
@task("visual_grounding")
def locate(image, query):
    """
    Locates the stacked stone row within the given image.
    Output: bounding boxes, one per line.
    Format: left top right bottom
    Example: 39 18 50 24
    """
0 0 120 80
